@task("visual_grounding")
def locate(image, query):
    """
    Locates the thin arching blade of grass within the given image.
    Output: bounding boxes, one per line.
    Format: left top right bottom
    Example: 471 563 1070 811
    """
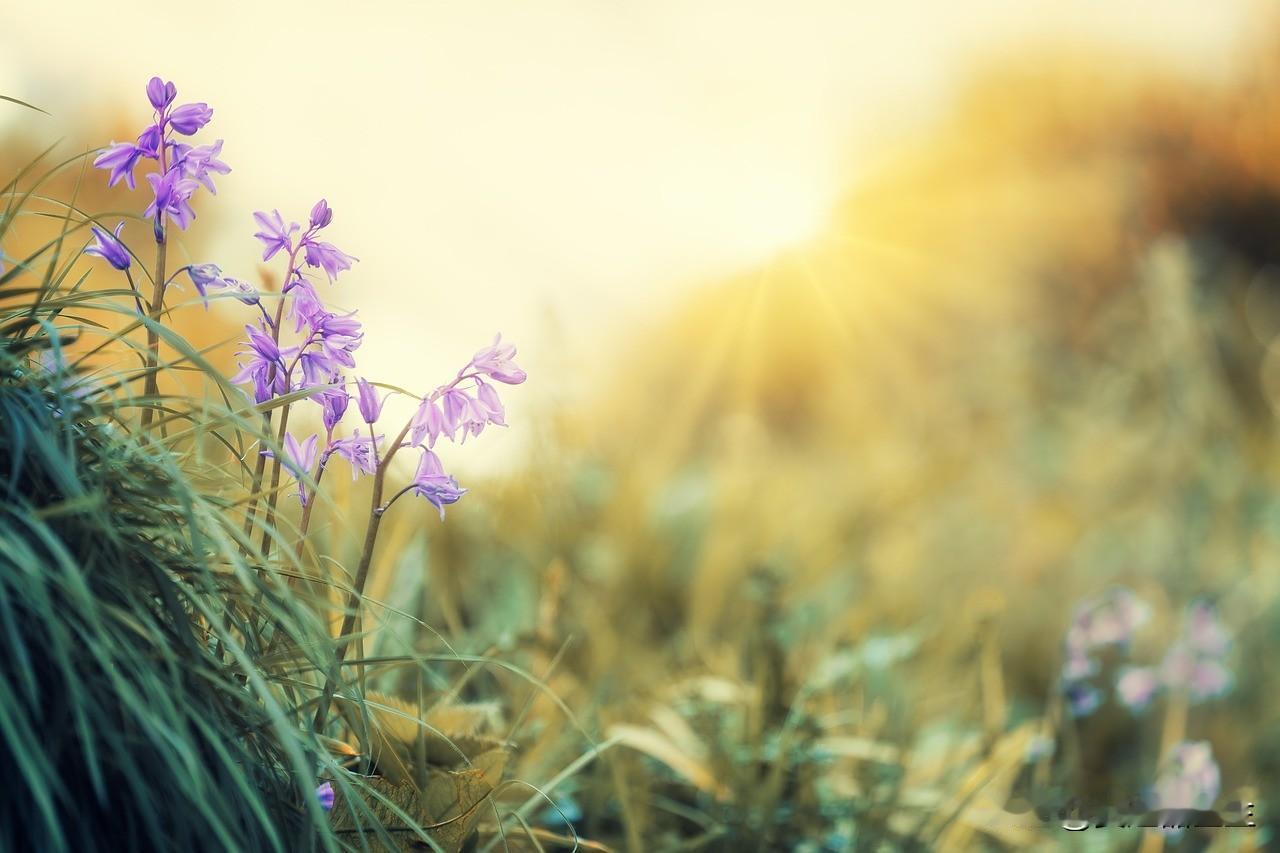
0 138 60 213
0 146 96 261
0 94 51 116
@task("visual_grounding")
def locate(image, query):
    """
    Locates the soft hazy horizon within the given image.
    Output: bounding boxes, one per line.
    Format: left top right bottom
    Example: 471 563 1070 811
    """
0 1 1263 468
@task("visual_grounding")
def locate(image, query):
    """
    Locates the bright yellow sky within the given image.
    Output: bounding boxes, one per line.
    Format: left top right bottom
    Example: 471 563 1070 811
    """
0 0 1260 469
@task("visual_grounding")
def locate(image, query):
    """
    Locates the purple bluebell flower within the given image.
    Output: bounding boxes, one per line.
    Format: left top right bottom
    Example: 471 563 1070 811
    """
441 387 470 437
286 277 326 332
171 139 230 194
283 433 319 504
475 378 507 427
187 263 225 304
469 334 526 384
310 198 333 229
1153 741 1219 810
253 210 298 262
315 781 335 812
146 76 177 110
410 398 449 448
303 239 357 282
1061 651 1097 681
136 123 164 158
231 324 288 403
329 430 380 479
317 381 350 433
1116 666 1159 712
84 222 131 271
1158 603 1233 703
167 102 213 135
93 142 145 189
144 169 199 231
412 449 467 519
355 378 387 424
223 277 260 306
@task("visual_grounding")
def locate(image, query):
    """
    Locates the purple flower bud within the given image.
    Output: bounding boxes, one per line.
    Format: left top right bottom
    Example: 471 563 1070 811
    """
310 198 333 229
355 378 386 424
168 102 214 135
84 222 131 271
223 277 260 306
187 263 224 303
315 782 335 812
146 76 177 110
470 334 526 384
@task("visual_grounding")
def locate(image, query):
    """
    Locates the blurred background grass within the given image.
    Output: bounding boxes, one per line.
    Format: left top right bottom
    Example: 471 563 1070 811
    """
5 2 1280 849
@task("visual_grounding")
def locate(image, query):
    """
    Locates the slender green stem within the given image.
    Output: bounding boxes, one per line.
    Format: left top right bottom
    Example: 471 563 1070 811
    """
312 418 413 733
241 285 291 542
139 238 167 429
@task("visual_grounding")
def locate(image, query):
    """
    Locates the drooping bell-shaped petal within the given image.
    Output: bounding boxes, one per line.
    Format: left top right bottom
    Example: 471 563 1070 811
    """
253 209 298 261
318 382 350 432
469 334 526 384
93 142 145 189
187 263 225 304
355 377 386 424
410 397 450 448
136 124 164 158
303 239 357 282
412 449 467 519
167 102 214 135
475 378 507 427
84 222 132 271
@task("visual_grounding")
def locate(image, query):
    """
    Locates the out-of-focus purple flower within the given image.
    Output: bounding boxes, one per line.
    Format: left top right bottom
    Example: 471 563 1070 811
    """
412 449 467 520
1186 661 1233 702
303 239 357 282
1061 651 1097 681
232 323 288 403
310 198 333 229
144 169 199 232
167 102 214 135
355 378 387 424
315 782 335 812
146 76 177 110
1064 681 1101 718
93 142 145 189
329 430 380 479
253 210 298 262
84 222 131 271
1116 666 1159 712
172 139 230 194
410 397 449 448
1185 601 1230 656
469 334 526 384
1153 741 1220 811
